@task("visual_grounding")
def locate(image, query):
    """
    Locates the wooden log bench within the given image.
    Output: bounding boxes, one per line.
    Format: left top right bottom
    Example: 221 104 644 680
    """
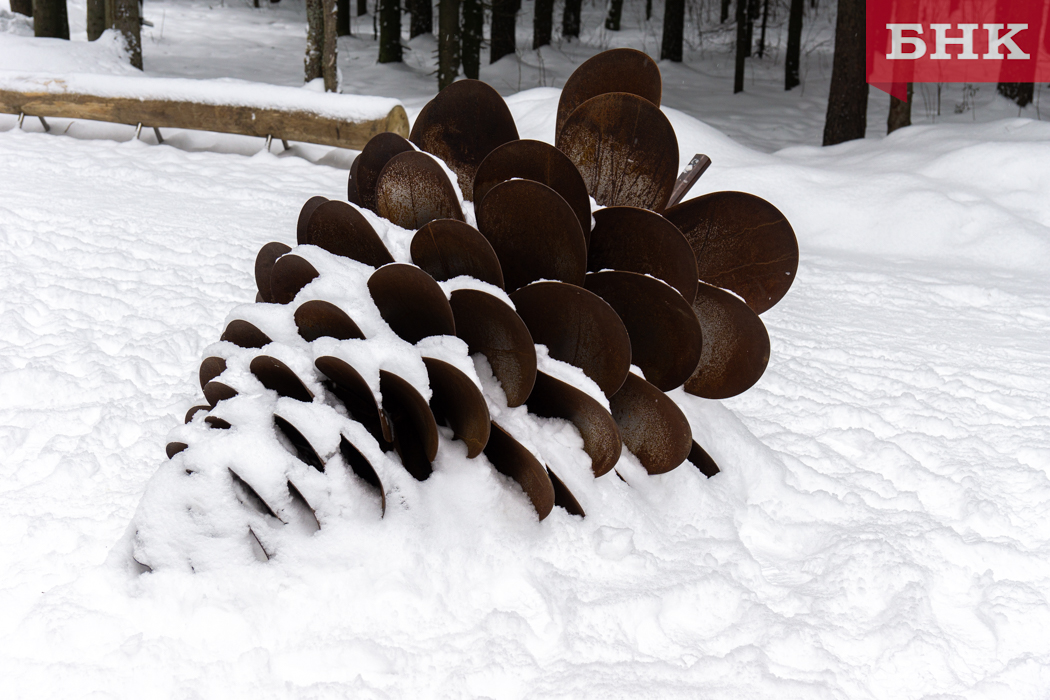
0 72 409 150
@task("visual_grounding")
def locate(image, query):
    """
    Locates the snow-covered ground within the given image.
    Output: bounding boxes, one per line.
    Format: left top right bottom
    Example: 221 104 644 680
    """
2 1 1049 697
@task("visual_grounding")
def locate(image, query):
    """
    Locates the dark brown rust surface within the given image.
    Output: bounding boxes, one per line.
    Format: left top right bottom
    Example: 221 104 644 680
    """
297 196 328 245
510 281 631 397
609 372 692 475
356 131 415 212
184 405 210 423
375 151 465 230
448 289 537 407
584 271 703 392
423 357 491 458
483 422 555 520
380 370 439 481
524 371 621 477
166 442 188 459
409 79 519 199
305 200 394 268
473 139 592 242
294 300 364 342
274 415 326 472
588 207 699 303
347 156 361 205
255 241 292 302
221 319 272 349
199 356 227 391
367 263 456 344
315 356 392 446
475 179 587 292
270 254 320 305
687 440 720 478
663 191 799 315
339 435 386 515
410 219 505 289
250 356 314 403
203 381 237 407
204 416 232 430
547 467 586 517
556 92 678 213
684 281 770 399
555 47 662 140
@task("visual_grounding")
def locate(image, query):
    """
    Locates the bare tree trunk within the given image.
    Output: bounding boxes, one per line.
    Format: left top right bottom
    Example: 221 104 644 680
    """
322 0 339 91
534 0 553 49
357 0 367 16
785 0 803 89
822 0 867 145
87 0 105 40
33 0 69 39
997 83 1034 108
337 0 351 36
378 0 402 62
744 0 757 57
757 0 769 57
660 0 684 61
646 0 652 21
305 0 324 82
10 0 32 16
562 0 581 39
462 0 481 77
437 0 460 88
733 0 746 93
410 0 432 37
887 83 912 134
720 0 729 22
490 0 516 64
605 0 623 31
107 0 142 69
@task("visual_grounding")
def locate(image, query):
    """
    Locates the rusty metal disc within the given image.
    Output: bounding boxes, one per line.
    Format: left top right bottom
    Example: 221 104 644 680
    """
609 372 691 475
274 414 325 472
255 241 292 302
367 263 456 344
683 281 770 399
483 422 555 520
588 206 699 303
663 191 799 315
250 356 314 403
347 155 361 205
203 381 238 407
473 139 592 242
297 196 328 245
356 131 415 213
380 370 439 481
410 219 505 289
524 371 621 477
423 357 491 458
448 289 536 407
166 442 188 459
220 319 272 349
185 404 210 423
305 200 395 268
409 79 519 199
375 151 465 230
688 440 720 478
199 356 227 390
584 271 702 392
555 48 662 140
205 416 232 430
339 435 386 515
229 468 279 519
509 281 631 397
315 356 392 446
270 254 320 305
556 92 678 212
294 300 364 342
547 467 585 517
475 179 586 292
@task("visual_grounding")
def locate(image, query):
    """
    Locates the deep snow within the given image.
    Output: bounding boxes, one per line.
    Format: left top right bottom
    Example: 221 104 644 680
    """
2 0 1050 697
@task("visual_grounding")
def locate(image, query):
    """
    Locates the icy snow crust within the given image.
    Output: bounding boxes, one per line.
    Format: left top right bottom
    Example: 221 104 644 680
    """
3 92 1050 698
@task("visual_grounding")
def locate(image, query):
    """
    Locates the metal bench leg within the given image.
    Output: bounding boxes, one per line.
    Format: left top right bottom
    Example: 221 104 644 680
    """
38 116 50 132
153 127 164 144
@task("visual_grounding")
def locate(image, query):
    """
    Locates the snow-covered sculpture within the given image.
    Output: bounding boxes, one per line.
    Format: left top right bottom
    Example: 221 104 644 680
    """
128 49 798 571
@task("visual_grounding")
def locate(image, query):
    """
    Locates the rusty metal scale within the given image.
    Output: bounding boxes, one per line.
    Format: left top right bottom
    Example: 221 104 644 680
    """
555 47 662 140
367 263 456 344
410 219 505 289
294 300 365 342
355 131 415 213
305 200 395 268
375 151 465 230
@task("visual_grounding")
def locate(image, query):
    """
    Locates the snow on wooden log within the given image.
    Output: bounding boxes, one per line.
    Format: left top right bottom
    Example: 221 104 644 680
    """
0 72 409 149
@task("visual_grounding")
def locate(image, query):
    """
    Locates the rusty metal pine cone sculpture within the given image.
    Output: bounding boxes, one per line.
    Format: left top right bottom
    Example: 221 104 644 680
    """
137 49 798 570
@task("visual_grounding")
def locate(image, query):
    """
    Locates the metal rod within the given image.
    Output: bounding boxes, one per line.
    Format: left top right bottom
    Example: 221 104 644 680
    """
38 116 50 132
281 139 290 150
153 126 164 144
666 154 712 209
265 134 273 152
17 112 25 129
134 122 143 140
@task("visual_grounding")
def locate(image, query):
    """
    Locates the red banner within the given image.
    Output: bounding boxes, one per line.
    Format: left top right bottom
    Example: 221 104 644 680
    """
867 0 1050 99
